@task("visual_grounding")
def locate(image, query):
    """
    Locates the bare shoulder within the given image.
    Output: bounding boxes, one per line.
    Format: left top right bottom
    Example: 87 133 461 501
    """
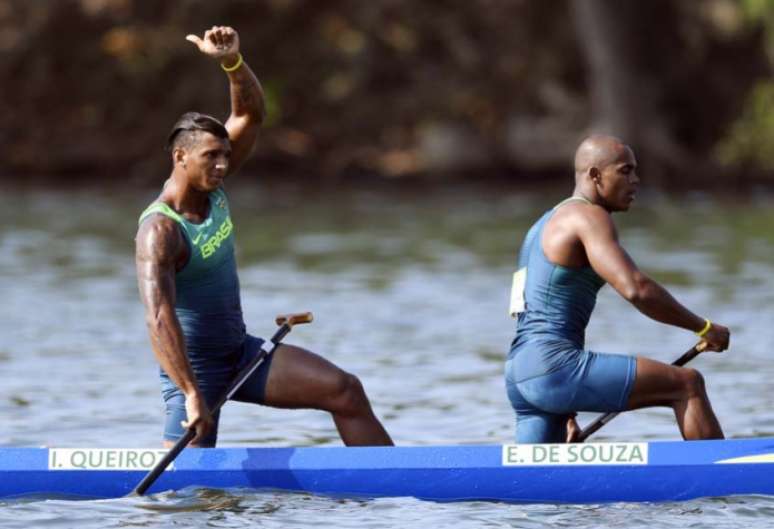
543 203 620 267
546 202 609 233
568 203 618 240
135 214 185 265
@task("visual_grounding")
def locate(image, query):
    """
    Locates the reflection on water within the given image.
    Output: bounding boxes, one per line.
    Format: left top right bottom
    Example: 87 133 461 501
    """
1 184 774 527
136 488 248 513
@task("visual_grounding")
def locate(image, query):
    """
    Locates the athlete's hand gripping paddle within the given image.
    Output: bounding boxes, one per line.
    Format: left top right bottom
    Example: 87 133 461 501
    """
131 312 313 496
576 341 708 443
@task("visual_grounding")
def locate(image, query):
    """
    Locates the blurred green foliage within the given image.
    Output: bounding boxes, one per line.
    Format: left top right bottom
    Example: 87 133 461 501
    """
717 81 774 170
716 0 774 170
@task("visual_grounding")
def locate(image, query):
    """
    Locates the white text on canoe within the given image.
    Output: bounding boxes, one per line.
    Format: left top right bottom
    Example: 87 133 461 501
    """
502 443 648 466
48 449 171 470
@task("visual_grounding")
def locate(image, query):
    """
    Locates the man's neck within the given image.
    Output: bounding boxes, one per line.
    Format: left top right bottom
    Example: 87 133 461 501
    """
161 172 210 217
571 185 594 204
572 184 612 212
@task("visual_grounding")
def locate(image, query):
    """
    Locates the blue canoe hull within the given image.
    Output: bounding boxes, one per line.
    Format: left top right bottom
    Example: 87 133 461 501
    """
2 438 774 503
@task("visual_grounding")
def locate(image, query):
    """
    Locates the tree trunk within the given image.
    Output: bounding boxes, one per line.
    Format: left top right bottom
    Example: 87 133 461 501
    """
571 0 701 184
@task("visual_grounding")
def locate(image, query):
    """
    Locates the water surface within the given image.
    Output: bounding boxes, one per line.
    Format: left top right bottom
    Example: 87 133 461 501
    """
1 184 773 527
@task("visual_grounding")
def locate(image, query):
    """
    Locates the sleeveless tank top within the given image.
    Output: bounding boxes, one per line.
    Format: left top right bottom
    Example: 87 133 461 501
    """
139 187 245 354
509 197 605 375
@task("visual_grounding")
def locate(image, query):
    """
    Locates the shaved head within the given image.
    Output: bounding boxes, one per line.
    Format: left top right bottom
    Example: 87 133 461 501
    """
570 135 639 212
574 135 632 177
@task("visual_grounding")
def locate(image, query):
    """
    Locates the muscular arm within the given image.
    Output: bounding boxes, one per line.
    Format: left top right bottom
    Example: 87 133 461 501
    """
223 58 265 173
136 216 213 443
135 217 199 396
577 207 706 332
186 27 265 175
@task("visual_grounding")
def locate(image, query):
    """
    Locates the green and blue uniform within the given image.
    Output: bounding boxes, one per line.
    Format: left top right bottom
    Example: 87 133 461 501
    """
139 187 272 446
505 198 637 443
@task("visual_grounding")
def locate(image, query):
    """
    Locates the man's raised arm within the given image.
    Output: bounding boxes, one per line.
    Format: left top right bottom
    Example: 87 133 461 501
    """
186 26 266 173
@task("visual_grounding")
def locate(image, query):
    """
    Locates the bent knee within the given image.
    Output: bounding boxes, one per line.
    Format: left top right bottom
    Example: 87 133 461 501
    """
328 371 369 415
679 367 706 397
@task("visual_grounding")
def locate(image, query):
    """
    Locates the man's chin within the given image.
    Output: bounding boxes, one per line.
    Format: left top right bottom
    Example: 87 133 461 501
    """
618 195 636 212
203 178 224 191
610 201 632 213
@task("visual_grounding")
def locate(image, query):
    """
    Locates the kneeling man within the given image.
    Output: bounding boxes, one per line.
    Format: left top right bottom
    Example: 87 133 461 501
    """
506 135 729 443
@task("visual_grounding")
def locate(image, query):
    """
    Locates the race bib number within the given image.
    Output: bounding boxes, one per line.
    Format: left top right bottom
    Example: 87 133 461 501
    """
509 267 527 318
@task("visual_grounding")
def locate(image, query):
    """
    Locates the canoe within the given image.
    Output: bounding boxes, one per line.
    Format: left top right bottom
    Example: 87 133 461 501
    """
2 438 774 503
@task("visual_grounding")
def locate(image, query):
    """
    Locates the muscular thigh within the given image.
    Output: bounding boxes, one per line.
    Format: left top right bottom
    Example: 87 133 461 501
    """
260 344 350 410
626 356 692 410
569 350 637 412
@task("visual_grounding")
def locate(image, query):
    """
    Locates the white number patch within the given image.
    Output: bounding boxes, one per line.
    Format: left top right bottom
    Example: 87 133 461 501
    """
509 268 527 318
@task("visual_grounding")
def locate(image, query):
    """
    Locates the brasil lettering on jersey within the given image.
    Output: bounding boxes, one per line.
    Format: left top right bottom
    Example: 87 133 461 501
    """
198 216 234 259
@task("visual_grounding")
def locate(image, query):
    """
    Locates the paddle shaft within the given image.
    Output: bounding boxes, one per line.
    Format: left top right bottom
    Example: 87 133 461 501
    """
576 344 704 443
132 313 310 496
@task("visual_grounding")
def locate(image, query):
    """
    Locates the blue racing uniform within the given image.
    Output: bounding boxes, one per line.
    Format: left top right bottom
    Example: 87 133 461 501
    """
139 187 272 447
505 198 636 443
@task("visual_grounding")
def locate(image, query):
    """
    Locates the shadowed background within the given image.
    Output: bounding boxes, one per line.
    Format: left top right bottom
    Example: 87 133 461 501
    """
1 0 773 186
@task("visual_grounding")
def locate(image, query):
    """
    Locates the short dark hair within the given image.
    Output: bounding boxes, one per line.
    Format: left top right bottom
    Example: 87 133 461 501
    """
166 112 229 151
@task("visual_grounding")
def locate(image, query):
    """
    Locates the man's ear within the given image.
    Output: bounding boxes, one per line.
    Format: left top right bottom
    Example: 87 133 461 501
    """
173 147 187 168
589 167 601 184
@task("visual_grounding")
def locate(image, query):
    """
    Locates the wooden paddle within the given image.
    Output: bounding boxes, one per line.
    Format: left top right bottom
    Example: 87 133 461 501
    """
576 341 707 443
131 311 314 496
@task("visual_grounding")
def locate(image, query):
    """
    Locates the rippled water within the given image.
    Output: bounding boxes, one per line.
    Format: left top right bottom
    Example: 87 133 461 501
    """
1 183 774 527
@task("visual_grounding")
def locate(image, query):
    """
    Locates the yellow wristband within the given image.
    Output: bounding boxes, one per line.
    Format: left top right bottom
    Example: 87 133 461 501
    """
696 319 712 337
221 53 243 73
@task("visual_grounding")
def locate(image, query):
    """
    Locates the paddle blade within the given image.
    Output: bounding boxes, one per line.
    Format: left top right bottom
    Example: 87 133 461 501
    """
275 312 314 327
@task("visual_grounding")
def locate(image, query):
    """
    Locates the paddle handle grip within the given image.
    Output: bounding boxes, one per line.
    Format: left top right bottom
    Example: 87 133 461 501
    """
200 311 314 414
577 342 705 443
275 312 313 327
132 311 314 496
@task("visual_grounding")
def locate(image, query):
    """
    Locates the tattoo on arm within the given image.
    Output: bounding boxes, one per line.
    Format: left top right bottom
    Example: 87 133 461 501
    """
230 65 265 121
225 61 265 173
136 217 199 396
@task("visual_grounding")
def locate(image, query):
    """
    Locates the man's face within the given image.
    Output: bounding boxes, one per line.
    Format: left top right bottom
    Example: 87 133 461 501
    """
177 133 231 192
594 146 639 212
